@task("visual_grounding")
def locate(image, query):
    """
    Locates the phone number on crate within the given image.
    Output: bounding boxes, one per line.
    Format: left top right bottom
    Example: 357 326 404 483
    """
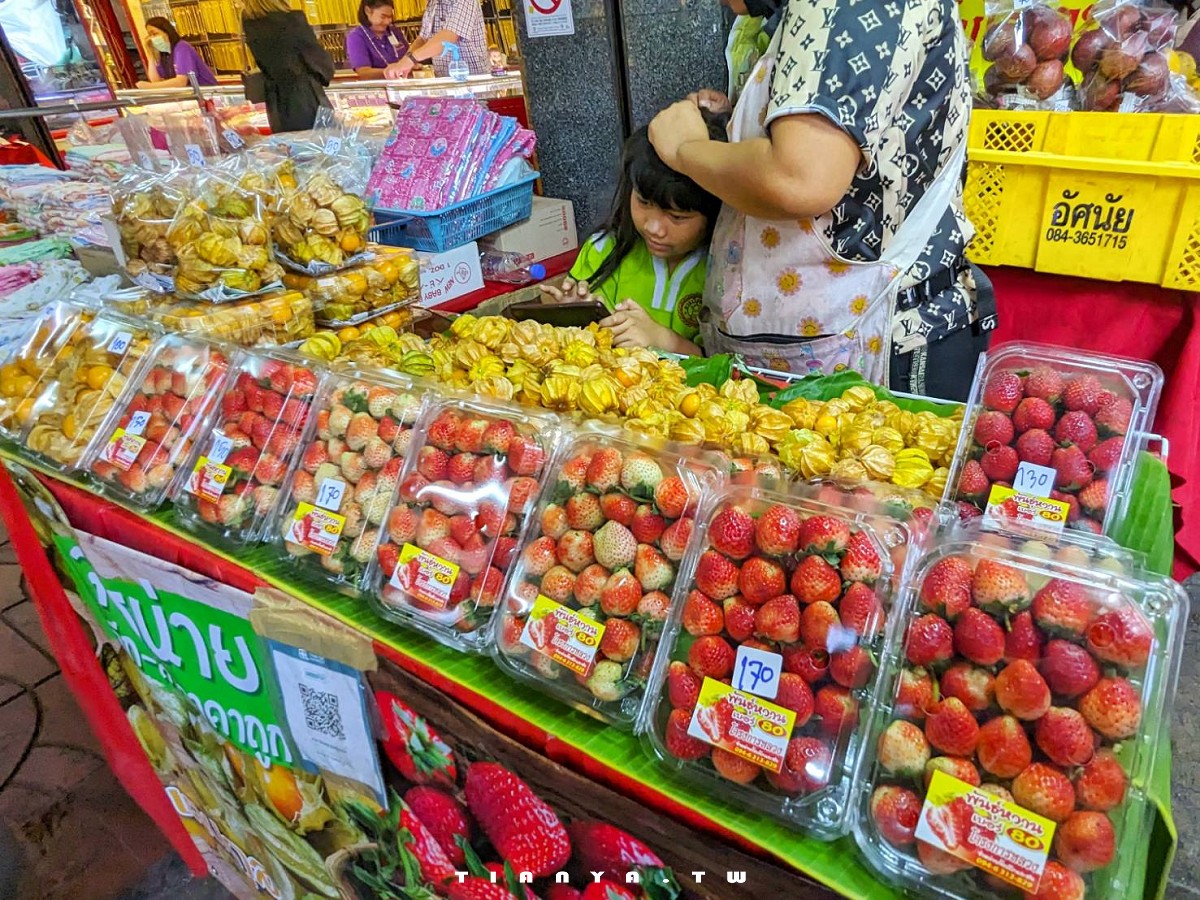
1044 228 1128 250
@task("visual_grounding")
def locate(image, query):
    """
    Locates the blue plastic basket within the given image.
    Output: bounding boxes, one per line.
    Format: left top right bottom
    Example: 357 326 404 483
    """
368 174 539 253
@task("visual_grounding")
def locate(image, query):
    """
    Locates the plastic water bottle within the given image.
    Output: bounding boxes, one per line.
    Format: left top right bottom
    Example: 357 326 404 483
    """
442 42 469 82
480 249 546 285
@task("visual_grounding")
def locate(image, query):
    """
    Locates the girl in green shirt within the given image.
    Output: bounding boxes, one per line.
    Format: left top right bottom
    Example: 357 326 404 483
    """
540 114 727 355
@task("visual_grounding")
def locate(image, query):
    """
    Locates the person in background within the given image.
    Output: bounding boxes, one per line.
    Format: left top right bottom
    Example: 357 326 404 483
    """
346 0 411 80
135 17 216 88
242 0 335 133
724 0 780 106
389 0 487 78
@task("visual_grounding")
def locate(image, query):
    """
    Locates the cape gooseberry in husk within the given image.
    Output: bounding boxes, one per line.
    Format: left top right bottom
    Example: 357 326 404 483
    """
1082 71 1122 111
1028 12 1072 61
1099 34 1149 80
1027 60 1065 99
1126 52 1169 96
1072 28 1111 72
982 22 1018 62
996 44 1038 81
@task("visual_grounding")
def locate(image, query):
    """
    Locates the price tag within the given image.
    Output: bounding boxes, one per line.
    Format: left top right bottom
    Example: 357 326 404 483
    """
222 128 245 149
184 143 206 166
208 433 234 465
1013 462 1055 498
99 429 146 471
125 410 152 437
315 478 347 512
733 645 783 701
107 331 133 354
187 456 232 502
916 770 1055 893
984 485 1070 536
137 151 155 170
388 543 462 610
324 137 343 154
686 678 795 774
286 502 346 555
518 595 604 677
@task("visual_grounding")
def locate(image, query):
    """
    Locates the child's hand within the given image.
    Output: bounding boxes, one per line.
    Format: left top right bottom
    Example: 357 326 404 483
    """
601 301 676 351
538 278 591 303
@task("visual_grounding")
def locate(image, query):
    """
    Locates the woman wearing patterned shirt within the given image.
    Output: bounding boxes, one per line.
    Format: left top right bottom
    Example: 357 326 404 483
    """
650 0 996 401
389 0 488 78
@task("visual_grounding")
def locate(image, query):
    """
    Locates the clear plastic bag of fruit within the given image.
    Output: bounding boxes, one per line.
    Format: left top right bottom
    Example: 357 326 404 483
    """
151 290 315 348
944 341 1163 536
171 349 324 547
0 302 86 438
112 165 195 293
84 335 234 509
270 365 433 593
20 311 161 469
492 428 724 727
1072 0 1178 111
981 0 1074 106
304 248 422 327
640 481 895 837
363 394 561 654
852 532 1186 898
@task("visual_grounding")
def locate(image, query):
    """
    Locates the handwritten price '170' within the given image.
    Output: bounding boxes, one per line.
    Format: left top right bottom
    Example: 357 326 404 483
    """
737 656 776 694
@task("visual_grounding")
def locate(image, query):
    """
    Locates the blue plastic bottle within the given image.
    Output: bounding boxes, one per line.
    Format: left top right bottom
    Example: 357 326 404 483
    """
442 42 469 82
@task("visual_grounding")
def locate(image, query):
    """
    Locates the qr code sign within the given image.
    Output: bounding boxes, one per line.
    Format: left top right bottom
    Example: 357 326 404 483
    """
299 683 345 740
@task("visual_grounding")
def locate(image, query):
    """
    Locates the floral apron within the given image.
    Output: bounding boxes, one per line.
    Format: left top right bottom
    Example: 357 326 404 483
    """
701 32 968 387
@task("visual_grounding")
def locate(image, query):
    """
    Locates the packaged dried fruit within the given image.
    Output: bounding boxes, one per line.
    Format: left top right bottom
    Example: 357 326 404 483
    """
112 166 193 292
271 366 432 591
152 290 315 348
299 248 421 327
172 350 323 546
0 302 85 438
100 286 176 319
1072 0 1177 112
364 395 560 653
85 335 233 509
20 312 160 468
493 430 723 727
642 483 894 837
853 534 1186 899
945 341 1163 536
981 0 1073 106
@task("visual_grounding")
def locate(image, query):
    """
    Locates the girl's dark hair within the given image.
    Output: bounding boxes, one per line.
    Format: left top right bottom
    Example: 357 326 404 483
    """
358 0 394 28
584 109 729 291
146 17 181 78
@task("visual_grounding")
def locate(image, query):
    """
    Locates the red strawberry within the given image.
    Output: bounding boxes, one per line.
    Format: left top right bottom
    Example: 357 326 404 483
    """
739 557 787 605
453 417 488 453
694 549 740 599
1055 811 1116 873
974 410 1015 447
995 659 1051 720
540 566 576 603
813 684 858 737
958 459 990 500
953 608 1005 666
1031 579 1094 638
829 646 873 689
840 530 882 583
839 582 883 636
1012 762 1076 822
980 444 1019 482
1073 749 1128 812
600 569 641 616
667 660 702 709
772 736 831 793
480 420 516 454
688 635 735 679
1095 395 1133 436
1036 706 1095 768
599 617 640 662
464 762 571 877
446 452 477 485
1079 676 1141 740
1012 397 1056 433
663 707 707 759
573 564 610 607
895 667 935 720
924 756 981 790
972 559 1030 614
566 820 663 876
755 594 800 643
1051 445 1094 491
906 614 954 668
682 590 724 636
520 535 559 577
635 590 670 623
799 601 840 650
798 515 850 554
508 435 546 476
418 446 450 481
918 556 973 620
1078 479 1107 518
1062 374 1102 414
658 517 693 562
565 493 604 531
722 596 756 642
924 697 980 757
1055 411 1098 452
708 505 756 559
376 693 457 788
585 448 623 491
877 720 931 778
1087 435 1125 473
653 475 693 518
405 786 471 866
940 662 995 712
773 673 815 725
711 747 760 784
1027 861 1086 900
870 785 922 847
976 715 1033 779
754 504 801 555
790 555 841 604
1040 639 1100 698
1086 606 1152 669
598 491 636 526
629 504 666 545
785 646 830 685
448 878 523 900
983 370 1023 413
1005 610 1046 662
1015 428 1055 466
917 840 973 875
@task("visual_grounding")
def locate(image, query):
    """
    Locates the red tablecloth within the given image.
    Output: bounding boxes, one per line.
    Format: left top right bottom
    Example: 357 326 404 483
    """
985 267 1198 580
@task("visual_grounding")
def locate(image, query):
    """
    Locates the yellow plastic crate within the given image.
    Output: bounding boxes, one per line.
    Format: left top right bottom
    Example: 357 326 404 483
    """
965 111 1200 290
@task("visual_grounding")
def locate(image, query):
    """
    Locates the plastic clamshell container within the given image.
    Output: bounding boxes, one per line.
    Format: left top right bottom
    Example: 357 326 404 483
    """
171 348 325 547
0 302 85 439
270 364 433 593
20 310 161 469
363 394 560 654
641 483 896 839
151 290 315 348
491 429 724 728
944 341 1163 536
297 247 422 327
84 335 234 510
852 534 1187 899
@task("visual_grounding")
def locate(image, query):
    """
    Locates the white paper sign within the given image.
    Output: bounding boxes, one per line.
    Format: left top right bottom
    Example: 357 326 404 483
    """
184 143 206 167
1013 462 1056 499
525 0 574 38
733 645 783 700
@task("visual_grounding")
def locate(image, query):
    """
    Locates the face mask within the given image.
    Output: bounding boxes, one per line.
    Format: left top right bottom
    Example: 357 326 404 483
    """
150 36 170 53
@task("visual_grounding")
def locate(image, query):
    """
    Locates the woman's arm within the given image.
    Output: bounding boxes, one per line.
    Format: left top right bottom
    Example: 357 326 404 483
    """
298 25 336 84
355 66 387 78
393 28 457 75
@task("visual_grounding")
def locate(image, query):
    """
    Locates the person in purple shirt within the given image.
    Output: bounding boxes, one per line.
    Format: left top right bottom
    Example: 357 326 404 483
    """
345 0 411 80
136 17 217 88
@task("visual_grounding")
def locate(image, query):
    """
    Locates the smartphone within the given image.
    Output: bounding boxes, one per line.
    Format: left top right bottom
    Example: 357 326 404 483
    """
506 299 610 328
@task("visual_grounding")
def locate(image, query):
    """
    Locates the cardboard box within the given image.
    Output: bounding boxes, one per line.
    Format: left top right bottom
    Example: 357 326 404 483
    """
418 241 484 308
486 197 578 263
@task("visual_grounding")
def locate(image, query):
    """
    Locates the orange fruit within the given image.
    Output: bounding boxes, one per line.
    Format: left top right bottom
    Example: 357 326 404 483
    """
257 760 304 822
337 326 360 343
86 365 114 390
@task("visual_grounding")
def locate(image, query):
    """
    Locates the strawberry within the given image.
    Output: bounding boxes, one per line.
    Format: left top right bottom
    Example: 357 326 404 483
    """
982 369 1023 412
556 529 595 573
520 535 559 577
918 556 973 620
341 412 377 453
1012 397 1056 433
722 596 757 642
377 693 457 788
940 662 994 712
454 417 488 453
839 582 883 636
446 452 477 485
664 707 708 759
972 559 1030 614
1026 861 1086 900
711 747 760 784
980 443 1019 482
1087 435 1124 473
465 762 571 877
813 684 858 737
418 446 450 481
1051 445 1094 491
958 459 990 500
995 659 1051 720
688 635 734 679
586 447 623 492
1062 374 1102 415
953 608 1005 666
635 590 670 623
473 454 506 485
1079 676 1141 740
1054 410 1098 453
480 420 516 454
667 660 702 709
1040 639 1100 697
565 563 605 607
924 697 979 757
841 530 883 583
1074 749 1127 812
799 601 840 650
1012 762 1076 823
634 544 673 591
894 667 935 720
449 514 478 547
776 736 832 793
1095 395 1133 436
598 491 636 525
1037 706 1095 768
829 646 873 689
540 503 569 540
654 475 693 518
754 504 801 555
785 646 830 685
217 493 250 526
629 504 665 545
798 515 850 554
447 876 514 900
540 566 575 602
599 617 640 662
1015 428 1056 466
978 783 1015 804
260 390 285 422
1086 606 1152 669
221 389 248 418
917 840 973 875
976 715 1032 779
405 786 471 866
773 673 814 724
1051 489 1082 522
1005 610 1046 662
508 435 546 476
506 476 540 515
906 614 954 668
567 820 663 876
878 719 931 777
790 555 841 604
870 785 922 847
694 549 740 599
755 594 800 643
600 569 641 616
416 508 452 545
620 453 663 495
1055 811 1116 873
658 517 693 562
1031 579 1094 638
470 567 505 605
682 590 724 636
922 757 981 793
708 505 756 560
973 410 1015 447
738 557 786 605
565 493 604 531
1078 479 1107 518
